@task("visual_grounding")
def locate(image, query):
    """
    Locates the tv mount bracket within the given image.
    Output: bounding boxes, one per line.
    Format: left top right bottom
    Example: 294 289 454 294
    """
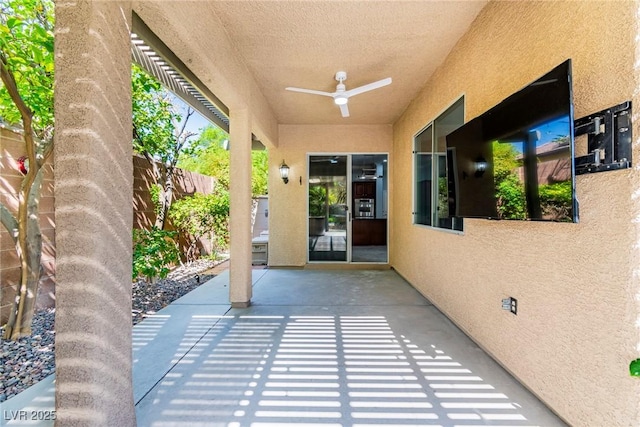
574 101 632 175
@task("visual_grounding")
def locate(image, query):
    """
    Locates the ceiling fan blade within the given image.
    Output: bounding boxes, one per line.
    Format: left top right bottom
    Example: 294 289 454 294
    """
340 103 350 118
285 87 334 97
344 77 392 98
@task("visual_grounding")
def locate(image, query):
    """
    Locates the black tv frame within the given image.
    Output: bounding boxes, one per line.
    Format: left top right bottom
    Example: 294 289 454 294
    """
446 59 633 223
447 60 578 222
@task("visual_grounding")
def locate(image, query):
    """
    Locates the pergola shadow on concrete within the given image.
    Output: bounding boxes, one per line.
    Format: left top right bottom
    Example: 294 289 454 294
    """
2 269 566 426
134 269 566 426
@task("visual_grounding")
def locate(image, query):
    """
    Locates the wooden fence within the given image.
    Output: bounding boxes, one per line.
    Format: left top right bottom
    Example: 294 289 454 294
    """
1 127 215 323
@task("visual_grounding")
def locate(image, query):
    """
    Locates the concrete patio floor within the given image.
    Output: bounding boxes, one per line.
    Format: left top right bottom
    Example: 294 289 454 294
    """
1 268 567 426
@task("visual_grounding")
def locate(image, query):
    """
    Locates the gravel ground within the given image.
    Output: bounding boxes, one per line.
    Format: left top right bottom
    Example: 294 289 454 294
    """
0 258 225 403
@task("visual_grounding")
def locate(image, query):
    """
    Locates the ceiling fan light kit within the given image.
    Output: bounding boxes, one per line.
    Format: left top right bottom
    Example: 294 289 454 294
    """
286 71 392 118
334 95 348 105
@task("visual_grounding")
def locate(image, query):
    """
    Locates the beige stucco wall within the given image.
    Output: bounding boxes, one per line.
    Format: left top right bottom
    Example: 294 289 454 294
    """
269 125 392 266
391 1 640 426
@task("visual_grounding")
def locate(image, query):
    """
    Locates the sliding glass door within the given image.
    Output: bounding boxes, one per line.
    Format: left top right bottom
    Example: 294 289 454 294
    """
351 154 388 263
308 154 388 263
308 155 348 262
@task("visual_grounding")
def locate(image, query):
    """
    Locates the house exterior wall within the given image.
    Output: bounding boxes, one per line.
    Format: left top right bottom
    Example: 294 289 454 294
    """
269 124 392 266
0 127 55 323
391 1 640 426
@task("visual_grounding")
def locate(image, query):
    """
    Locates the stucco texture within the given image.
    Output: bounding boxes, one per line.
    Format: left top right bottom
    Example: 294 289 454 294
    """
270 125 392 266
391 1 640 426
54 1 136 425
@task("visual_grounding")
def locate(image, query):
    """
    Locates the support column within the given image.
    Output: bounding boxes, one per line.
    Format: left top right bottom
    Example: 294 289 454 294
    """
229 108 253 307
54 2 135 426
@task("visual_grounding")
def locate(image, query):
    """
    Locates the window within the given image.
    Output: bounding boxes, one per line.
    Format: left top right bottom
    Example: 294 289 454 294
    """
413 97 464 231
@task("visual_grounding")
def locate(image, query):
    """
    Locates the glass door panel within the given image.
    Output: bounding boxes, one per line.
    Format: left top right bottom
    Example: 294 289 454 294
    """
351 154 388 263
308 155 348 262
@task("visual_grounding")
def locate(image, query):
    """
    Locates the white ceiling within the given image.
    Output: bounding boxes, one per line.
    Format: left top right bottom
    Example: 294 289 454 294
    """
206 1 488 125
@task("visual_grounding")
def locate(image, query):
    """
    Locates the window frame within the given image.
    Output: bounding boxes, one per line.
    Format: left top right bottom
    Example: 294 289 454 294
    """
412 96 465 233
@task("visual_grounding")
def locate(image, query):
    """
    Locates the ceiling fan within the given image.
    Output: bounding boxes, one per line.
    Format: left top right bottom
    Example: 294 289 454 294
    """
285 71 392 118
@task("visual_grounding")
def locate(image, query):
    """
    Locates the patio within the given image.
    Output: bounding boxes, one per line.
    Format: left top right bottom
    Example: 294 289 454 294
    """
2 269 565 426
43 2 640 424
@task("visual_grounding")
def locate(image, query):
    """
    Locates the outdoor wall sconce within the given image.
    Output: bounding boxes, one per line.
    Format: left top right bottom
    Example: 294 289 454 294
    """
279 160 290 184
474 156 487 177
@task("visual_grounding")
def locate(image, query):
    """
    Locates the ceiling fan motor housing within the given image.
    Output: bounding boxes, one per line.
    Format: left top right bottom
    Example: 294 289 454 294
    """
285 71 391 118
334 73 348 104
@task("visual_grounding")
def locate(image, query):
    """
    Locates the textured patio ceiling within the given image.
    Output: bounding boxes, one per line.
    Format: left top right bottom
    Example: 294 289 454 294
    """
207 1 488 125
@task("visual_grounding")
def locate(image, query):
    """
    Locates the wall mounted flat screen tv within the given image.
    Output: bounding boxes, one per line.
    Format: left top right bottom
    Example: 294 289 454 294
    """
446 59 577 222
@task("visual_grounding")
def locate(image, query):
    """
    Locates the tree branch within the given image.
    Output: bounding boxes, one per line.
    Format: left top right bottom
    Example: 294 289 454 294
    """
176 107 194 140
0 50 34 130
37 1 53 33
0 50 37 172
0 202 18 245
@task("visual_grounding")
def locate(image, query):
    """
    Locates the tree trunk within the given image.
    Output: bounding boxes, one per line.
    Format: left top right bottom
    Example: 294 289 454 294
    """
3 168 45 339
155 165 175 230
0 49 52 340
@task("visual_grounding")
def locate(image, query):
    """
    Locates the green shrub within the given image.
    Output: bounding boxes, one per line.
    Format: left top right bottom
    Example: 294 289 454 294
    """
496 173 527 219
169 187 230 262
308 185 326 217
539 181 572 220
133 227 180 282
